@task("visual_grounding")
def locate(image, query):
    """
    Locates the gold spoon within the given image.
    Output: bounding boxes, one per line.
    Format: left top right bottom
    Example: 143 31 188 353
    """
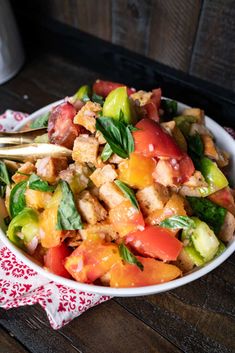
0 143 72 162
0 127 48 145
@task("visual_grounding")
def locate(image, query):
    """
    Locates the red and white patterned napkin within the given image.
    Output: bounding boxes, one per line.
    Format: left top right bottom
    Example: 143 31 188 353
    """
0 110 110 329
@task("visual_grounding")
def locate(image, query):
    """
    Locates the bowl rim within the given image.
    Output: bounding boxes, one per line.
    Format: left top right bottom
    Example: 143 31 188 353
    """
0 98 234 297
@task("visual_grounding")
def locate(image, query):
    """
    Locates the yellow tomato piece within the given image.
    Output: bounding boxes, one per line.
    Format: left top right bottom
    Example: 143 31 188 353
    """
25 189 52 210
39 207 61 248
118 153 156 189
110 257 182 287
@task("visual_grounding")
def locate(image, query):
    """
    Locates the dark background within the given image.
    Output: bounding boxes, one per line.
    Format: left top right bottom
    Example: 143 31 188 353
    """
11 0 235 93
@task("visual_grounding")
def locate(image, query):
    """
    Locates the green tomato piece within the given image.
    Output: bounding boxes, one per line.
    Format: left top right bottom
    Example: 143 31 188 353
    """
7 208 39 248
216 241 226 257
191 217 219 262
72 85 91 103
199 157 228 196
174 115 197 136
102 86 135 124
184 245 205 267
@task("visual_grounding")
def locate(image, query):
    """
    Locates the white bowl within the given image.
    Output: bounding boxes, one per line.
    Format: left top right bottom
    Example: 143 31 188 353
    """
0 99 235 297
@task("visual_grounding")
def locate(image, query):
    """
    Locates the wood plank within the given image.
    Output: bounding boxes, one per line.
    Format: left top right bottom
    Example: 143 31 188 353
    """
0 301 183 353
111 0 152 55
148 0 202 71
190 0 235 92
116 255 235 353
25 0 112 41
0 325 29 353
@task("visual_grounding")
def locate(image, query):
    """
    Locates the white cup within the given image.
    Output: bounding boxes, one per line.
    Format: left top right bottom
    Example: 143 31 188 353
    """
0 0 24 85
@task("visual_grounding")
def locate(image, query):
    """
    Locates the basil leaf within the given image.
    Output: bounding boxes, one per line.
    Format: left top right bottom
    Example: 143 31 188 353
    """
9 181 27 218
187 197 227 234
161 99 178 118
160 216 195 230
30 112 50 129
119 243 144 271
92 93 104 106
56 180 82 230
0 184 6 198
114 180 139 210
101 143 113 162
0 161 10 185
0 161 10 198
188 133 204 157
28 173 55 192
96 117 135 158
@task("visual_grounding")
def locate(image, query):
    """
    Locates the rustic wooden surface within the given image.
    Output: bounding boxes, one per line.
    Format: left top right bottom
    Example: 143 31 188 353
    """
11 0 235 92
0 52 235 353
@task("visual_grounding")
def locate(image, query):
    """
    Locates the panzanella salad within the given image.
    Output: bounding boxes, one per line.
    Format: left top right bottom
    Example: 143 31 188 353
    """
1 80 235 288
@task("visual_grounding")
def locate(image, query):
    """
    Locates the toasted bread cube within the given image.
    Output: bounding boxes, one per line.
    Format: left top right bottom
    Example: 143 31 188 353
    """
183 171 207 188
12 162 36 184
182 108 204 124
99 182 125 209
72 135 99 164
77 190 107 225
153 160 175 187
136 183 169 216
74 101 101 133
108 154 126 164
201 134 218 159
130 90 152 106
36 157 68 183
90 165 117 187
79 221 118 241
95 130 106 144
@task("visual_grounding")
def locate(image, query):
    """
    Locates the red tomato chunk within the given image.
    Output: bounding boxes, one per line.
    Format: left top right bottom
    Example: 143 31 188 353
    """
125 225 183 261
44 243 71 278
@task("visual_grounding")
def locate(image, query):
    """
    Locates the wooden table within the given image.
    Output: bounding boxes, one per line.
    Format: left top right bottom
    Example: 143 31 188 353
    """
0 52 234 353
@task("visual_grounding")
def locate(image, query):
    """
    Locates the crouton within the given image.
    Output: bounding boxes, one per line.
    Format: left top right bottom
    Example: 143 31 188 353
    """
72 135 99 164
74 101 102 133
36 157 68 183
59 163 90 193
189 123 212 136
153 160 175 187
174 248 194 273
218 212 235 242
77 190 107 225
182 108 204 124
201 134 218 159
130 90 152 106
12 162 36 184
183 171 207 188
90 165 117 187
108 154 126 164
99 182 126 209
136 183 169 216
95 130 106 144
79 221 118 241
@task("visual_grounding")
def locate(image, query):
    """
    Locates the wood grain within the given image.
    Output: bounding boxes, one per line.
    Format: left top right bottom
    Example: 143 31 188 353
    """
116 253 235 353
0 301 183 353
190 0 235 92
112 0 152 55
148 0 202 71
0 326 29 353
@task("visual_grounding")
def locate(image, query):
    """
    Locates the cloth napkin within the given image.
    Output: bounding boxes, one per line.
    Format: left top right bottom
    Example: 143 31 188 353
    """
0 110 110 329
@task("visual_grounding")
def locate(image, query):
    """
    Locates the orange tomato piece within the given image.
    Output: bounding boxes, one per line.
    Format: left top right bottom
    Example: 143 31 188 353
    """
109 200 145 237
118 153 156 189
39 207 61 248
147 194 186 226
64 240 121 283
25 189 52 210
110 257 182 287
